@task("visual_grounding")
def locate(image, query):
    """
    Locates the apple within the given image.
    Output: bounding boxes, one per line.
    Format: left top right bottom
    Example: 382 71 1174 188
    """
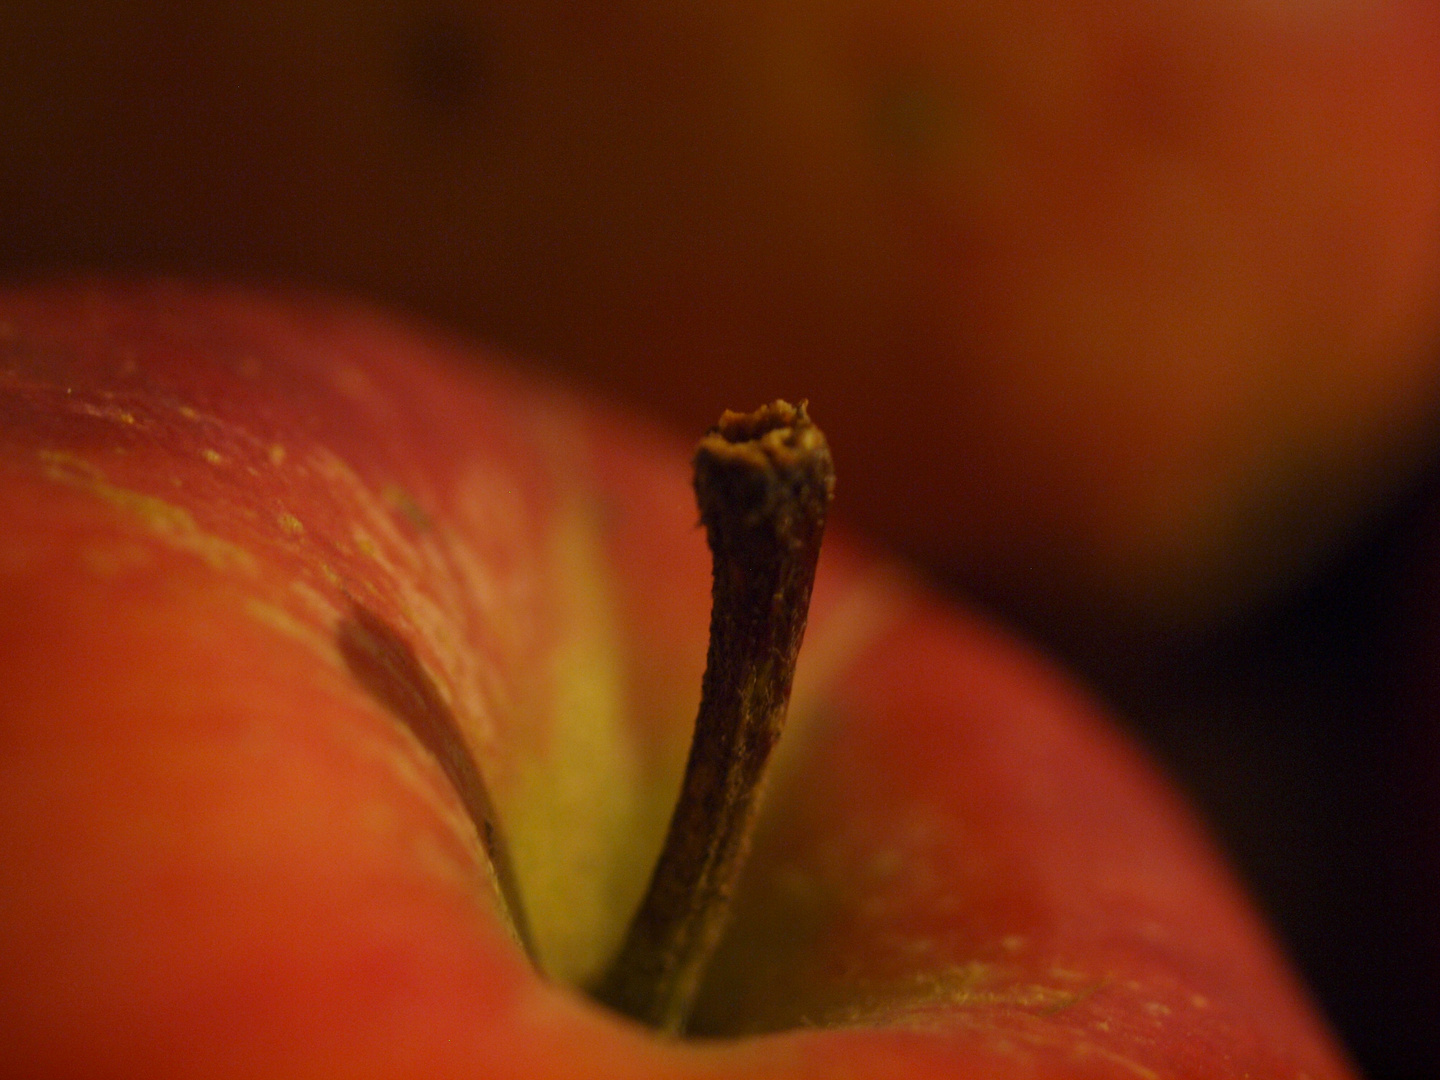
2 1 1439 644
0 278 1355 1077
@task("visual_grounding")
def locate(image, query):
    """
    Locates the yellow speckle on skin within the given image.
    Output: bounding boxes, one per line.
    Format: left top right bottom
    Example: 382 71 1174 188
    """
72 401 137 426
1067 1042 1161 1080
352 528 380 560
277 512 305 538
268 444 286 467
39 449 258 575
40 449 104 482
200 448 224 466
242 598 335 662
178 405 200 421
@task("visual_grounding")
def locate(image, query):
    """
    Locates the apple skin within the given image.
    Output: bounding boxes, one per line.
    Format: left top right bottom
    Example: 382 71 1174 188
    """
0 279 1354 1077
2 1 1439 643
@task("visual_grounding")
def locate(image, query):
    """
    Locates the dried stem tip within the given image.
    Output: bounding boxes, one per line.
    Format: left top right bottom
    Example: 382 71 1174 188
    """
590 400 835 1034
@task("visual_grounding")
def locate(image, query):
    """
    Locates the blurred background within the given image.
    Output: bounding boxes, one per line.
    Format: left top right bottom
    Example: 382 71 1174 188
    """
2 2 1439 1076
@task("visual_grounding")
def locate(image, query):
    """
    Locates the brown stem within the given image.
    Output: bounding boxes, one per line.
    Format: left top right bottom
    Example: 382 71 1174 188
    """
590 401 835 1034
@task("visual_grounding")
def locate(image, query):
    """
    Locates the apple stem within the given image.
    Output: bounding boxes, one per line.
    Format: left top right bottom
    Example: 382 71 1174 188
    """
590 401 835 1034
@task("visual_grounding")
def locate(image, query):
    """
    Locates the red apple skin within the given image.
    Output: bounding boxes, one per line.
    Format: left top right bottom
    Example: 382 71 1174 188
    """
2 1 1439 641
0 279 1353 1077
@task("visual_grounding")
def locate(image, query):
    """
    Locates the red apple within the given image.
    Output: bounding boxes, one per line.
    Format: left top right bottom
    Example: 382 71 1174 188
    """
2 1 1439 642
0 278 1353 1077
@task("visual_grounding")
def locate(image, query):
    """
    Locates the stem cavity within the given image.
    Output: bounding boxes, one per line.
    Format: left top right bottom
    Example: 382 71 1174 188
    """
590 401 835 1033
